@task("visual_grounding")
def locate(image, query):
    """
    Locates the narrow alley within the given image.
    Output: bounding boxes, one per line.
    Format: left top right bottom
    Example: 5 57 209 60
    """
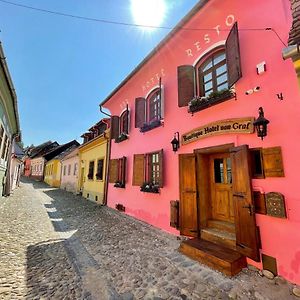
0 178 297 300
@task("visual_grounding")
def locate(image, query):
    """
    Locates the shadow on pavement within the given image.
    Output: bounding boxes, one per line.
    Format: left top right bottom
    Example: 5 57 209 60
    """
26 239 84 299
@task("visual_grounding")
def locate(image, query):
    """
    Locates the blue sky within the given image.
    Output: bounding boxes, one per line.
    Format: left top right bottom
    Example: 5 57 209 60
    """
0 0 198 147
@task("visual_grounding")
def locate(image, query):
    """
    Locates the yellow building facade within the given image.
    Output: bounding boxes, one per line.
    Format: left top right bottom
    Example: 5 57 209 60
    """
44 159 61 187
78 120 110 204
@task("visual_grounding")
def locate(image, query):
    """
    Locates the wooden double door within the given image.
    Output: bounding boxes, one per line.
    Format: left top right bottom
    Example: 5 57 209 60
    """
179 144 260 261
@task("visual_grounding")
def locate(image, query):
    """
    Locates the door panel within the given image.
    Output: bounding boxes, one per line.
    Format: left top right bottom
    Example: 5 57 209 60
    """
179 154 198 237
230 145 260 261
210 153 234 223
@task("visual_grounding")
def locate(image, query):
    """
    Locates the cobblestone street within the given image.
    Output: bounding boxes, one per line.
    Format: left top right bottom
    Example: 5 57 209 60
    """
0 178 298 300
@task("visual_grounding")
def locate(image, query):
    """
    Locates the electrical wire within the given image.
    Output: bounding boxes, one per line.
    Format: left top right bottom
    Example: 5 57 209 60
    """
0 0 287 46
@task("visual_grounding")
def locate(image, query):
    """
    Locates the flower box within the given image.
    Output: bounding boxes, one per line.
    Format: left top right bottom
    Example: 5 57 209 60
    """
140 119 162 133
114 181 125 188
115 132 128 143
188 89 235 114
140 182 160 193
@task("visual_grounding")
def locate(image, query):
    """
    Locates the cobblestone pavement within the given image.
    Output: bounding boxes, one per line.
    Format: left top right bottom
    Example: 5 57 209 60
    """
0 178 298 300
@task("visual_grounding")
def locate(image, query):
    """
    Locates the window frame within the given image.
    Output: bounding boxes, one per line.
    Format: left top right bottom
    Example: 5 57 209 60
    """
88 160 95 180
119 109 129 135
96 158 104 181
197 49 228 97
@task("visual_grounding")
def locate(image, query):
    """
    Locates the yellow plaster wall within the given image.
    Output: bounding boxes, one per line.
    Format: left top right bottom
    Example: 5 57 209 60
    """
44 159 62 187
78 135 108 204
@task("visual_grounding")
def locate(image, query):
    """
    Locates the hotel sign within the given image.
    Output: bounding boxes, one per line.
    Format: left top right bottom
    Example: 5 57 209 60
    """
182 117 255 145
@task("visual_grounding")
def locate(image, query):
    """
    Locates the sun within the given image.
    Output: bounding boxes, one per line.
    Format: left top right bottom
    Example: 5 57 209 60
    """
130 0 166 30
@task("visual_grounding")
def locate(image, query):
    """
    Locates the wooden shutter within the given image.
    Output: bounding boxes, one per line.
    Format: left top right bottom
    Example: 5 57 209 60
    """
132 154 145 186
179 154 198 237
120 156 127 184
109 159 119 183
262 147 284 177
111 116 120 140
170 200 179 229
177 65 195 107
135 97 146 128
230 145 260 261
158 149 164 187
225 22 242 87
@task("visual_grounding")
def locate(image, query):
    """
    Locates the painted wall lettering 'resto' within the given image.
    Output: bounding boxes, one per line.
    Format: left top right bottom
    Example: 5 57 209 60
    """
185 14 235 57
142 68 166 92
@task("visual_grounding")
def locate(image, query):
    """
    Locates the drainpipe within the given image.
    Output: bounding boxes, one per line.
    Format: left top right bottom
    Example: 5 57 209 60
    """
103 131 111 206
100 106 111 206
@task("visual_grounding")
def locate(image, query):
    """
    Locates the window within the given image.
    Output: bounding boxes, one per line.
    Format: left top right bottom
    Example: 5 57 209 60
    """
74 163 78 176
177 22 241 111
96 159 104 180
1 135 8 159
120 110 129 135
68 164 71 176
109 157 126 188
0 126 4 152
134 81 164 133
250 146 284 178
111 107 130 143
63 165 66 176
148 90 161 123
198 51 228 97
88 161 95 180
5 140 10 161
132 150 163 193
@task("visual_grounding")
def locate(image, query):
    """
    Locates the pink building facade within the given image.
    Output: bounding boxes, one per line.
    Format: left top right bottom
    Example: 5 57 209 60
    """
102 0 300 282
60 148 79 194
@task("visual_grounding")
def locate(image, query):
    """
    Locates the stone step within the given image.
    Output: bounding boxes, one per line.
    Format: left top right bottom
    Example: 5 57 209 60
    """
201 227 236 250
207 219 236 234
179 238 246 277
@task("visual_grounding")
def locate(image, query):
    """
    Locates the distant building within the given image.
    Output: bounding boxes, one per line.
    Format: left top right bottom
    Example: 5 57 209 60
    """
28 141 59 181
23 141 58 177
78 119 110 204
0 42 21 196
60 147 79 194
44 143 79 188
10 141 23 191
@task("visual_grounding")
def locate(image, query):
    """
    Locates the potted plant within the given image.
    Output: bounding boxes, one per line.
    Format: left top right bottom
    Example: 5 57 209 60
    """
115 132 128 143
188 88 235 114
114 180 125 188
140 182 160 193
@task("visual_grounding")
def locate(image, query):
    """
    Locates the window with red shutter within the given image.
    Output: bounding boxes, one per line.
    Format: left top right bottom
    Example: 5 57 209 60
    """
178 22 241 113
134 149 163 193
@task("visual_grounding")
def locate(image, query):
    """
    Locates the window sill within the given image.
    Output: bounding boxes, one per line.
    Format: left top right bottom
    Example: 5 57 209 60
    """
188 90 236 115
140 120 162 133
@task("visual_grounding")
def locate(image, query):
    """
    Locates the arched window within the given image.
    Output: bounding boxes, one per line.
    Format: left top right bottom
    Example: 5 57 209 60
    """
147 88 161 123
198 50 228 97
119 109 129 134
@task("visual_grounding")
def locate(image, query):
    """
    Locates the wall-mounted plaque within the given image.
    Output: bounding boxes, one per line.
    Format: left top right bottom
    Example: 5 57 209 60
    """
181 117 254 145
265 192 286 218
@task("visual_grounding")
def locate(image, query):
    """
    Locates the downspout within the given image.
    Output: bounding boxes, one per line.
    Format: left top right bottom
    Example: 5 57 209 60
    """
100 105 111 206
